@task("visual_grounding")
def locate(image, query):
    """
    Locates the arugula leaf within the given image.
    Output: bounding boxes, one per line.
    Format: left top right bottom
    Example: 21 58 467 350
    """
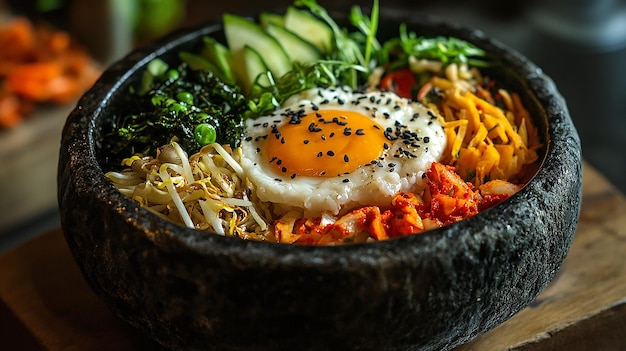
382 24 488 69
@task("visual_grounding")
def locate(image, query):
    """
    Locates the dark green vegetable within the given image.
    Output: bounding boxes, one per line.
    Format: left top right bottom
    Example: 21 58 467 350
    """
106 60 247 159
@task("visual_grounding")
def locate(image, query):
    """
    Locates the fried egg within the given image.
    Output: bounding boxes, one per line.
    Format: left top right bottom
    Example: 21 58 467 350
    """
240 86 446 215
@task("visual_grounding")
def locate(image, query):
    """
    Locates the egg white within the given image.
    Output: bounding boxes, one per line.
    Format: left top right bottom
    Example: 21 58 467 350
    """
240 86 447 215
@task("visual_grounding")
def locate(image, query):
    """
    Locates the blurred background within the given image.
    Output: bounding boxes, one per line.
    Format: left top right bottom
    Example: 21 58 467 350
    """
1 0 625 252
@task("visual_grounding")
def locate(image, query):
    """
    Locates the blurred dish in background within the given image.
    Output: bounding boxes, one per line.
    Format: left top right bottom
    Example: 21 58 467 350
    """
0 0 187 128
0 13 101 128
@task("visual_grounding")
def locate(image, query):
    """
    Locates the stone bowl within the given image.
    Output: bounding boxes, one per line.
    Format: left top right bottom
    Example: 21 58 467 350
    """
57 9 582 351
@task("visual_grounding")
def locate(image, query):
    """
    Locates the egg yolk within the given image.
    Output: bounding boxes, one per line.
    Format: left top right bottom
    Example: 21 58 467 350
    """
265 110 388 177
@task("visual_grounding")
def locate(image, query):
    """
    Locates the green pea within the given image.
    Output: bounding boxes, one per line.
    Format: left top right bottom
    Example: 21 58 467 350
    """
176 91 194 105
166 69 180 81
194 123 217 146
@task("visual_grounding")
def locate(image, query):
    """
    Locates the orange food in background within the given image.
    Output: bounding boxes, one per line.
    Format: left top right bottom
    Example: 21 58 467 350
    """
0 16 101 128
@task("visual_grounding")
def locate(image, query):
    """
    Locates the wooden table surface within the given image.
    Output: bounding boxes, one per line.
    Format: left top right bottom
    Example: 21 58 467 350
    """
0 163 624 351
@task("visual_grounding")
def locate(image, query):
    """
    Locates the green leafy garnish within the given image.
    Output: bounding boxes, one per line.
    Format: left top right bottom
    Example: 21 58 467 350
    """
382 24 488 68
349 0 380 66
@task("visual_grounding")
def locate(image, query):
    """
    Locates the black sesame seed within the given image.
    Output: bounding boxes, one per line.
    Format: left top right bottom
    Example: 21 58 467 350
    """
356 129 365 135
291 174 296 179
281 167 287 173
327 150 335 156
384 128 397 140
303 139 310 144
317 152 323 157
308 123 322 132
344 154 349 162
424 136 430 143
245 136 253 142
342 179 350 183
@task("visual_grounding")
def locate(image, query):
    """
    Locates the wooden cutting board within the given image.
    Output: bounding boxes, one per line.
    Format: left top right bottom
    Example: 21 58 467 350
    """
0 163 624 350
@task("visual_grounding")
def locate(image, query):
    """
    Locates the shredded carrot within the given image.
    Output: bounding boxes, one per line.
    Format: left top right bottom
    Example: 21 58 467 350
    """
0 16 101 128
424 72 542 185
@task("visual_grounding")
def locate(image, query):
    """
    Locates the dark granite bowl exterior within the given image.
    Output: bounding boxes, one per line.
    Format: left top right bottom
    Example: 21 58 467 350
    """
58 12 582 351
